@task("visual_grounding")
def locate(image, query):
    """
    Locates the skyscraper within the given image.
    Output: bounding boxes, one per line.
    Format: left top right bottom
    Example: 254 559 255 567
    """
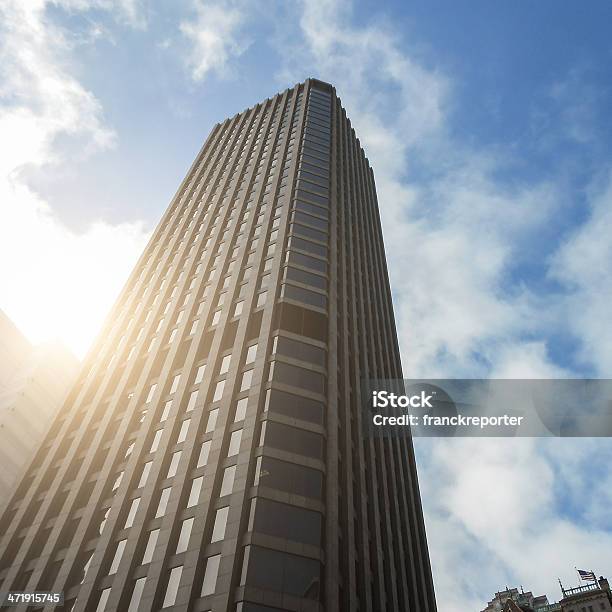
0 79 436 611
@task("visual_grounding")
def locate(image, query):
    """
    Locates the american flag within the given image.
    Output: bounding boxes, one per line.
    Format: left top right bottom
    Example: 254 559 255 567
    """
578 569 597 582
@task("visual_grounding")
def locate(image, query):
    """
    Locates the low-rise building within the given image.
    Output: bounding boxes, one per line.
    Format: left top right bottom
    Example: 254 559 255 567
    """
484 576 612 612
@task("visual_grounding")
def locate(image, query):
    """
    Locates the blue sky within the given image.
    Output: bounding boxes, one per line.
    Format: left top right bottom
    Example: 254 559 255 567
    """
1 1 612 609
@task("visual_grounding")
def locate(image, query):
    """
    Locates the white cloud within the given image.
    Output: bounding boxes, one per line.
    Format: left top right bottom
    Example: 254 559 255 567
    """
549 170 612 375
52 0 148 29
0 0 150 357
179 0 250 81
419 437 612 609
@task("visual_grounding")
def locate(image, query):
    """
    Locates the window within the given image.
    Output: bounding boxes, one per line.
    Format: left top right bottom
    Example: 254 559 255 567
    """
273 336 326 366
245 344 258 364
99 508 110 535
162 566 183 608
295 184 329 205
142 529 159 564
219 354 232 375
125 498 140 528
234 301 244 316
197 440 212 467
109 539 126 574
255 456 323 499
95 588 111 612
205 408 219 433
156 487 171 517
262 421 324 460
211 507 229 542
212 380 225 402
150 429 163 452
286 250 327 274
288 236 327 258
241 546 320 599
227 429 242 456
240 370 253 391
269 361 325 394
160 400 172 422
234 398 248 422
211 310 221 326
187 477 203 508
145 383 157 403
291 223 327 243
167 451 182 478
194 364 206 384
127 577 146 612
138 462 152 488
112 471 124 491
177 419 191 443
170 373 181 394
256 292 267 307
220 465 236 496
285 266 326 290
249 498 322 546
186 390 198 412
201 554 221 596
176 517 194 554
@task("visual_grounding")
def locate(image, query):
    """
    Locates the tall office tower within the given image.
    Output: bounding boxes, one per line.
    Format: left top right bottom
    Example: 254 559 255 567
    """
0 79 436 612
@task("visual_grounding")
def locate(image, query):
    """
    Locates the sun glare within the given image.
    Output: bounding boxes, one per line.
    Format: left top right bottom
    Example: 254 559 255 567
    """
0 198 150 360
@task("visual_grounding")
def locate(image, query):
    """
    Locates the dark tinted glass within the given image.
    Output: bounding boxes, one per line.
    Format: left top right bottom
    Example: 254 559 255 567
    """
303 133 330 149
243 545 321 599
239 604 291 612
282 284 327 309
296 179 329 197
258 456 324 499
291 223 327 243
263 421 324 460
251 498 322 546
275 302 328 342
286 251 328 274
265 388 324 425
292 211 329 231
302 146 329 161
288 236 328 258
308 102 330 121
297 170 328 187
307 108 330 123
274 335 326 365
302 141 328 156
300 161 329 178
294 189 329 207
270 361 326 394
304 115 330 131
301 154 329 169
293 200 329 218
285 266 327 290
304 124 330 141
309 98 330 111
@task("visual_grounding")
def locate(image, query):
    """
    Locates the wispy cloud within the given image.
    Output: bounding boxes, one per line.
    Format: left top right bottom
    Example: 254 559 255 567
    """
0 0 150 357
549 170 612 374
179 0 250 81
